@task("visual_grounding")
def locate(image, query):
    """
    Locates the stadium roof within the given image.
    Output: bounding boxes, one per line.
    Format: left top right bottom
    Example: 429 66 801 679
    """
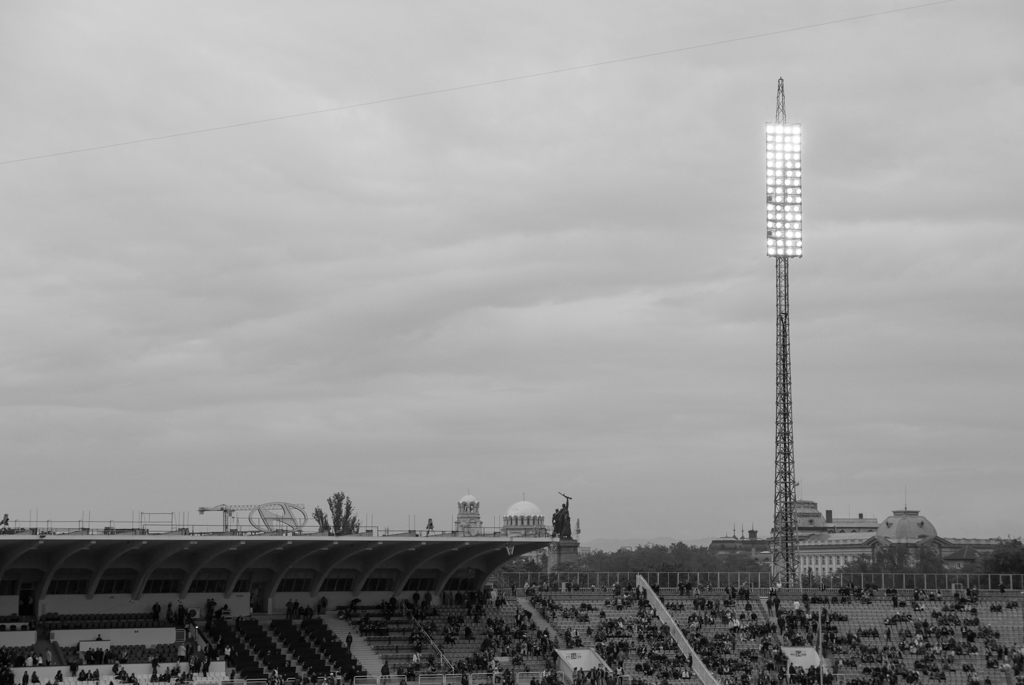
0 531 551 601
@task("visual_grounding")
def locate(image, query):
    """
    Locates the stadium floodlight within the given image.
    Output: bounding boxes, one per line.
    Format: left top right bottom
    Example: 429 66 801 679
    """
766 123 802 257
768 78 801 590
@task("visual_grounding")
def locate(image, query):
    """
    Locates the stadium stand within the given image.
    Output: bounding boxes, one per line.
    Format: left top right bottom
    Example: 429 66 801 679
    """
529 587 691 685
506 579 1024 685
0 522 550 685
337 592 559 681
1 520 1020 685
298 617 362 675
270 619 331 676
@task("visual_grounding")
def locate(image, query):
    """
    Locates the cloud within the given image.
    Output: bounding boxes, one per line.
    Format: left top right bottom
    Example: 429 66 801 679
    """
0 1 1020 541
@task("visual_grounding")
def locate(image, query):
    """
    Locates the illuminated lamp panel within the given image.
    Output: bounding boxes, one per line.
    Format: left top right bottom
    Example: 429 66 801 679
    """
765 123 803 258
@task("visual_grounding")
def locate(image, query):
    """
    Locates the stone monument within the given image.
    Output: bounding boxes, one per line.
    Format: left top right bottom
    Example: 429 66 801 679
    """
547 492 580 570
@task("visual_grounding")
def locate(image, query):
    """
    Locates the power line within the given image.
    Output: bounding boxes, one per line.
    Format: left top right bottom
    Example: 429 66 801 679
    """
0 0 953 166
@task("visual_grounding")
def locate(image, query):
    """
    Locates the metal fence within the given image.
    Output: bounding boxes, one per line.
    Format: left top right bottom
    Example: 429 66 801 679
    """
497 571 1024 592
1 519 528 538
98 679 233 685
354 676 408 685
417 676 447 685
176 676 557 685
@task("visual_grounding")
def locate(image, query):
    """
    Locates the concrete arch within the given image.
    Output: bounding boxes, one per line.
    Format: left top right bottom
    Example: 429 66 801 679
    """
267 543 339 600
0 540 45 581
353 543 419 594
435 546 502 593
86 541 147 599
394 543 471 593
472 548 520 589
38 541 97 600
179 542 238 599
223 541 289 599
308 545 367 599
131 542 193 600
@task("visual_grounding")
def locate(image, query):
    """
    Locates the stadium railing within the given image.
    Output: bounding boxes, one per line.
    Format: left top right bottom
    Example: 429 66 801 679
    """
3 519 526 538
226 676 560 685
515 672 545 685
416 676 446 685
516 672 567 685
353 676 408 685
634 575 720 685
402 611 454 674
498 571 1024 592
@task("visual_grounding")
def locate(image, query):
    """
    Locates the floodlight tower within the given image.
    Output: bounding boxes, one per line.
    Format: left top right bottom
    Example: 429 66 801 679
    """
766 77 802 588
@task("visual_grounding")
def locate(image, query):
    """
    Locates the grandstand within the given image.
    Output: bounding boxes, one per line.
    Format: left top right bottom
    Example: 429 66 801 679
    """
0 518 551 685
487 573 1023 685
0 518 1020 685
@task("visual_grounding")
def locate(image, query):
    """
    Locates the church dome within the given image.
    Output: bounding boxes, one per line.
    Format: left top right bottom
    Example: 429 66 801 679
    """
505 500 542 519
459 495 479 504
876 509 938 541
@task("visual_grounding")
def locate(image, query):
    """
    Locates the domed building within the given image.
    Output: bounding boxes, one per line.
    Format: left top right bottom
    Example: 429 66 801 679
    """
794 504 1001 578
712 498 1003 576
501 498 548 537
876 509 938 544
455 494 483 537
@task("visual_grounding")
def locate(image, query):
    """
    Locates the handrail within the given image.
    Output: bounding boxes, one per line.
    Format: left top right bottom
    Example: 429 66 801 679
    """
0 520 524 538
404 608 455 674
352 678 408 685
514 672 545 685
497 571 1024 592
635 574 720 685
515 673 566 685
415 676 447 685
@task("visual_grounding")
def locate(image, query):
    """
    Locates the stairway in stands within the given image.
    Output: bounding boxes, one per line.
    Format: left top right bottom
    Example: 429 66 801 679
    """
237 618 299 679
209 618 267 681
517 597 554 635
270 618 333 676
299 616 365 676
322 616 384 676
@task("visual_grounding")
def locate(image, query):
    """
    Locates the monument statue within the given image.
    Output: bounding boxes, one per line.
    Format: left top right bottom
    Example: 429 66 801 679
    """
551 492 573 540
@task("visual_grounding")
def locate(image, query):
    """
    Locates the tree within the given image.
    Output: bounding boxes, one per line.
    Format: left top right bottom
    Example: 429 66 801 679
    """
838 554 877 574
976 538 1024 574
500 555 546 574
312 506 331 533
874 545 914 573
837 543 946 575
915 544 946 574
526 542 767 574
327 492 360 536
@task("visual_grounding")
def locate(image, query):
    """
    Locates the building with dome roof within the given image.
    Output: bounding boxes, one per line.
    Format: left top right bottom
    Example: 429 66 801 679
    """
876 509 938 543
794 504 1003 577
711 499 1003 576
501 498 548 537
455 494 484 536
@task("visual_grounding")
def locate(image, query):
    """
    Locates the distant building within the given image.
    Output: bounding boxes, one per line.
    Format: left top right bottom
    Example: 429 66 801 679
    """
500 499 548 537
797 505 1002 576
794 500 879 535
708 528 770 558
709 500 1003 574
455 494 484 536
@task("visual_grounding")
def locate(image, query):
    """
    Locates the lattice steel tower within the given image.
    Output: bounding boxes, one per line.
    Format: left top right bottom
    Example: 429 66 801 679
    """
765 77 802 587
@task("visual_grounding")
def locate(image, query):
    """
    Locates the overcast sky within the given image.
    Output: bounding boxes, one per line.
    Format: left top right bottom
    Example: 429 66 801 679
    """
1 1 1022 544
